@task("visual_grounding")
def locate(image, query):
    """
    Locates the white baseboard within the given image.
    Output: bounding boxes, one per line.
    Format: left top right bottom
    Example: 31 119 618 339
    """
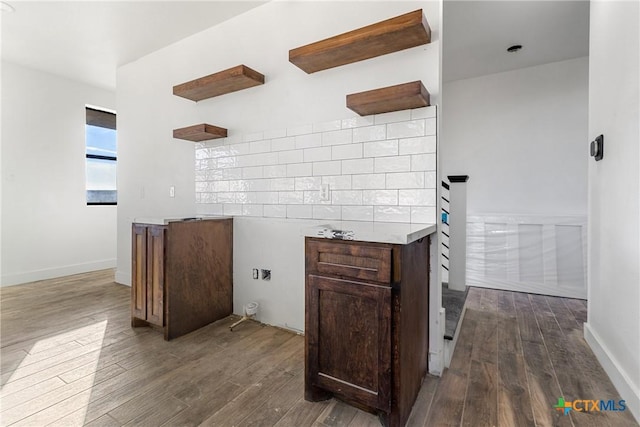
584 322 640 423
1 259 116 287
115 269 131 286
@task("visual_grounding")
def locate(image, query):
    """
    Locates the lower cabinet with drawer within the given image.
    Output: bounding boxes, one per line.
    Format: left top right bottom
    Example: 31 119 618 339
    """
305 236 430 427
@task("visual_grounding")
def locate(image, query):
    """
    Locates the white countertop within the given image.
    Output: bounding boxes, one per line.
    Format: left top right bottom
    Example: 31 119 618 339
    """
301 221 437 245
133 215 232 225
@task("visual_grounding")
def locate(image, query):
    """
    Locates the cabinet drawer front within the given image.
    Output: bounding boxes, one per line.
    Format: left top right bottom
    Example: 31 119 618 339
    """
306 239 392 283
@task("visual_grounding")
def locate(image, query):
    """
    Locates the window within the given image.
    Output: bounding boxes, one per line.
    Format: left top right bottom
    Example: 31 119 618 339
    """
86 107 117 205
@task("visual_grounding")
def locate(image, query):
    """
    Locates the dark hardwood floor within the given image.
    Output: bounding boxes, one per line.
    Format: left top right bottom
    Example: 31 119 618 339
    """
0 271 636 426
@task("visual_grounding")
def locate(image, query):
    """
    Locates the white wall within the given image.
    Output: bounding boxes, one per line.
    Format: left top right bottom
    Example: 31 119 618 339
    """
441 56 589 216
115 0 440 282
1 61 117 286
584 1 639 422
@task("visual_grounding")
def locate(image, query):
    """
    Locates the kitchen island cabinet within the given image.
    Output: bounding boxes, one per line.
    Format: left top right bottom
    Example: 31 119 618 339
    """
131 218 233 340
305 234 431 427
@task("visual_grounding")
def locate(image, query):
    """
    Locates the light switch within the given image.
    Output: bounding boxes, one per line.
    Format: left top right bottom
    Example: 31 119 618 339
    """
169 186 175 198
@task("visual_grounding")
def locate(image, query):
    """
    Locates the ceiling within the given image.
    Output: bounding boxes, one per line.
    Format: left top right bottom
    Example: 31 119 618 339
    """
1 1 590 90
1 1 266 90
443 1 590 82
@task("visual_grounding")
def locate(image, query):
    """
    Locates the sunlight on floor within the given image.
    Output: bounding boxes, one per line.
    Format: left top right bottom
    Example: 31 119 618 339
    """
0 320 107 426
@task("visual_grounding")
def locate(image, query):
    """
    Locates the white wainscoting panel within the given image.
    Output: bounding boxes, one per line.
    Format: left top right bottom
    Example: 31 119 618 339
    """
466 215 587 299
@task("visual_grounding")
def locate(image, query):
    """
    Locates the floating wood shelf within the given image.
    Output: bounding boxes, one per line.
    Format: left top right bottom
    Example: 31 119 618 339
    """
346 81 430 116
173 124 227 142
173 65 264 102
289 9 431 74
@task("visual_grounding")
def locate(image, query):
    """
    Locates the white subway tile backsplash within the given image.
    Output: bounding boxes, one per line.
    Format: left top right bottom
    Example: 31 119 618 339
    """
287 204 312 219
411 106 437 120
223 204 243 215
249 139 271 154
313 119 342 133
322 129 353 146
304 147 332 162
342 206 373 221
387 120 425 139
411 207 437 223
399 136 436 155
374 110 411 125
411 153 436 171
399 189 436 206
295 176 321 191
242 204 264 216
278 150 304 164
332 143 363 160
342 158 374 174
374 206 411 223
263 164 287 178
242 166 264 179
424 171 436 188
229 143 251 156
295 133 322 149
353 125 386 143
342 116 374 129
207 169 224 180
197 203 223 216
229 180 249 192
254 192 279 204
264 205 287 218
313 205 342 220
279 191 304 204
322 175 352 190
196 114 436 223
270 178 295 191
222 168 242 180
212 181 230 192
287 123 313 136
364 140 398 157
271 137 296 152
352 174 385 190
425 118 436 136
287 163 312 177
387 172 424 188
374 156 411 173
236 192 249 204
331 190 363 205
218 192 236 203
313 160 342 176
363 190 398 206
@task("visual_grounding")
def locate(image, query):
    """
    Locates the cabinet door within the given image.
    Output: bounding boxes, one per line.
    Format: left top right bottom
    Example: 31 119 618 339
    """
306 274 391 411
146 226 165 326
131 225 147 320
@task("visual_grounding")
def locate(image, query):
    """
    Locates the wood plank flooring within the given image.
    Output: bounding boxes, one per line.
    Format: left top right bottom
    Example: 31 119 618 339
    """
1 271 637 426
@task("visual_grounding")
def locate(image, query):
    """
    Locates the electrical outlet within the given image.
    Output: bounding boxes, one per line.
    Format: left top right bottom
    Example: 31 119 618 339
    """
252 269 259 280
320 184 330 201
261 269 271 281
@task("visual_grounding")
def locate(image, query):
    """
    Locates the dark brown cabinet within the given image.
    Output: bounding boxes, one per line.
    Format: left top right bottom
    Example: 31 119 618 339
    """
132 224 165 326
131 218 233 340
305 236 430 427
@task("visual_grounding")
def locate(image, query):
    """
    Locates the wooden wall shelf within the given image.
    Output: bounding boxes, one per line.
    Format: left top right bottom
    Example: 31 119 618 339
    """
173 65 264 102
173 124 227 142
289 9 431 74
346 81 430 116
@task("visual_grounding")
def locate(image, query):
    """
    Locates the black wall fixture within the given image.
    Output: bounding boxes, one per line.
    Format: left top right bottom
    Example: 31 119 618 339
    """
590 134 604 161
